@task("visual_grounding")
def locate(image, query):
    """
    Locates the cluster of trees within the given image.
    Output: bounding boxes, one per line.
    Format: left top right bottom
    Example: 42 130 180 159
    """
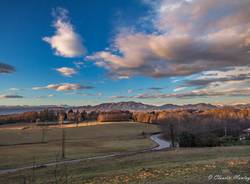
133 108 250 147
0 109 102 125
132 111 158 123
0 109 58 124
67 110 132 122
63 110 99 123
0 109 133 124
97 110 132 122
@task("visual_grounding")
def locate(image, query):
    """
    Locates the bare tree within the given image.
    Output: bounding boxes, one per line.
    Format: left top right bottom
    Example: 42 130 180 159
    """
169 123 175 147
159 113 177 148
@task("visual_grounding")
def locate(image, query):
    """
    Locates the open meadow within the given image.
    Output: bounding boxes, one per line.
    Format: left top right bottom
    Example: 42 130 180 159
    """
1 142 250 183
0 122 250 184
0 122 159 170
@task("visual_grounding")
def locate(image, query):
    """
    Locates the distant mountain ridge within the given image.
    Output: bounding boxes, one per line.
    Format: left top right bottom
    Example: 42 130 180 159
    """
2 101 249 115
76 101 156 111
0 105 65 115
75 101 217 111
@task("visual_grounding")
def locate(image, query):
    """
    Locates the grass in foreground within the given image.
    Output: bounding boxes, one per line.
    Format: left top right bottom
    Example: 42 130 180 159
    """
1 145 250 184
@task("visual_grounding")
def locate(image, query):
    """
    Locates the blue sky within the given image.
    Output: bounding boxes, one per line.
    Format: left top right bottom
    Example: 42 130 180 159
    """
1 0 250 106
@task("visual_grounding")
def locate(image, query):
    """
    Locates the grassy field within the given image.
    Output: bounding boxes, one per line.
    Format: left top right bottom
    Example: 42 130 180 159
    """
1 145 250 184
1 122 250 184
0 122 159 169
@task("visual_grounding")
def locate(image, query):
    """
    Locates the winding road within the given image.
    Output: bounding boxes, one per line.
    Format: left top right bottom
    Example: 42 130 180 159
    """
150 134 171 150
0 133 171 175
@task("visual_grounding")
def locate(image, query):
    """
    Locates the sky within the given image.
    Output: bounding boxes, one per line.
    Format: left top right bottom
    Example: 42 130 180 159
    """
0 0 250 106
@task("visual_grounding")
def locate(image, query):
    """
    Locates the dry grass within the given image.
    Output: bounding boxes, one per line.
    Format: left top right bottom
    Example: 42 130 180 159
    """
1 122 250 184
0 122 159 169
1 145 250 184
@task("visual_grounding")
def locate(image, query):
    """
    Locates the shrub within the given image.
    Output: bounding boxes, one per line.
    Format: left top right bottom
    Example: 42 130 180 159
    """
178 132 196 147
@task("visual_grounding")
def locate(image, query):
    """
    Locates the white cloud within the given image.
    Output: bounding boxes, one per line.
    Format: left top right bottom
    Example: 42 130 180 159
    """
43 8 86 58
8 88 20 91
182 66 250 88
111 66 250 99
32 83 93 91
201 66 250 80
117 76 130 79
87 0 250 78
174 87 186 92
56 67 77 77
95 92 102 97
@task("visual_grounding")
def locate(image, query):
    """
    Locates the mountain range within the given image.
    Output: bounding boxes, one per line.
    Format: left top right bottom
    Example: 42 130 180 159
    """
75 101 217 111
2 101 250 115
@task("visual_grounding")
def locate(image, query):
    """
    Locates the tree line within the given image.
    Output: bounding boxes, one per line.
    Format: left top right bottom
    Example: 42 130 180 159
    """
0 109 58 124
133 108 250 147
0 109 132 124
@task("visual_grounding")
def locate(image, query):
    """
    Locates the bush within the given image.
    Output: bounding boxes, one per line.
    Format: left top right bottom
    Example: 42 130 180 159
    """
220 136 238 146
178 132 196 147
195 133 220 147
